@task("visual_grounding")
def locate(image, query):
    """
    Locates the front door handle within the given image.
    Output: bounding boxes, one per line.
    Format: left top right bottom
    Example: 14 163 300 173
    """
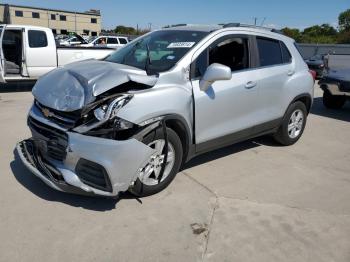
245 81 257 89
287 70 295 76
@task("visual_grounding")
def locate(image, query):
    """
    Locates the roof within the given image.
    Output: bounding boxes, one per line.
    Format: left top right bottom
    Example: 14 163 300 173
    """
163 24 222 32
162 23 291 41
0 3 101 16
0 24 52 31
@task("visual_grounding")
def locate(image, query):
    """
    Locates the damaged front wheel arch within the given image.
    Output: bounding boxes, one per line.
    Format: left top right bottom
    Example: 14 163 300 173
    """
130 127 183 197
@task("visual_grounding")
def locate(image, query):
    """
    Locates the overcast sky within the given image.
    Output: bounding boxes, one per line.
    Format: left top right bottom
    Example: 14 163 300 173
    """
4 0 349 30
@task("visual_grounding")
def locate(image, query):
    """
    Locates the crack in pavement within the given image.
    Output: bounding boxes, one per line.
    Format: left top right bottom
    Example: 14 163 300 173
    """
201 197 218 261
181 170 350 261
181 171 350 218
182 171 219 261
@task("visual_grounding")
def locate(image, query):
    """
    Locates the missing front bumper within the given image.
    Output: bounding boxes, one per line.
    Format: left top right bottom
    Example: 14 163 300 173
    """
16 140 95 196
17 132 155 197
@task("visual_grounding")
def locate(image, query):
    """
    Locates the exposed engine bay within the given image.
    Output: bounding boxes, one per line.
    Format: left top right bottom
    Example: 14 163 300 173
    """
17 59 176 196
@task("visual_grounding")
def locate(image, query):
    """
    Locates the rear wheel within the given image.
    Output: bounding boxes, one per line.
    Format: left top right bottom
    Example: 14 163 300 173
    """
323 90 346 109
274 101 307 146
130 127 183 197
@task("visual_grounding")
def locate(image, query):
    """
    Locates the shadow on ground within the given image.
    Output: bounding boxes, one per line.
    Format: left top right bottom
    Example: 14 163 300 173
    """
10 150 138 211
10 136 279 210
311 97 350 122
183 135 280 170
0 81 35 92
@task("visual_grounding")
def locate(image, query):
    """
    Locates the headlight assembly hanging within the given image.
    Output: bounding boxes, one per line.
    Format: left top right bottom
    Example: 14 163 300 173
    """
73 94 133 134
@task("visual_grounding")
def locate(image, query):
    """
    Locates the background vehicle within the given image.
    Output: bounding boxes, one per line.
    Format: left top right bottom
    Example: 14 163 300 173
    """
305 54 325 78
80 36 129 49
58 34 88 46
319 54 350 109
17 24 314 198
0 24 115 83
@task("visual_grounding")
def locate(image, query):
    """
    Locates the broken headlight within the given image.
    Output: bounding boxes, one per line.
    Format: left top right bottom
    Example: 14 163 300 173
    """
73 94 133 134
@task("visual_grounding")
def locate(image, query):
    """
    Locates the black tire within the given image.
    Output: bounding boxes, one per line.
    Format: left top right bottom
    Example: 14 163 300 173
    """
130 127 183 197
323 90 346 109
273 101 307 146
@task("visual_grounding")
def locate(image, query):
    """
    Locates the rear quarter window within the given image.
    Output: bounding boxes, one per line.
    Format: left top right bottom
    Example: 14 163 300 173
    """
280 42 292 63
119 38 128 44
28 30 48 48
257 37 283 67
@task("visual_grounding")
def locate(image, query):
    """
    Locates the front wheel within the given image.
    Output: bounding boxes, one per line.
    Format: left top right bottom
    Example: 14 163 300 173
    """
130 127 183 197
274 101 307 146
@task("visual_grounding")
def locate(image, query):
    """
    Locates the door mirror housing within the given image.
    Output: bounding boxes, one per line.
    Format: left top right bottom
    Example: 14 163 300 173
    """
199 63 232 91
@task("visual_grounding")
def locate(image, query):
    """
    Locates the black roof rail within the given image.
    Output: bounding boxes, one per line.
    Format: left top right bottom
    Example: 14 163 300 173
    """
163 24 188 28
222 23 284 35
222 23 241 28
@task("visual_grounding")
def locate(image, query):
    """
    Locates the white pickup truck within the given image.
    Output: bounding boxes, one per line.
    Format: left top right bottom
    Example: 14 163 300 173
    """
0 24 116 83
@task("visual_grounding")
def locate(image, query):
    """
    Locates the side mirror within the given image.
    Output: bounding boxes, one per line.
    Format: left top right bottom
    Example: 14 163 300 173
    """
199 63 232 91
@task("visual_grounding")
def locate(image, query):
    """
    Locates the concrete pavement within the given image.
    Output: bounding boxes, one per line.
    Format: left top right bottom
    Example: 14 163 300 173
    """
0 84 349 262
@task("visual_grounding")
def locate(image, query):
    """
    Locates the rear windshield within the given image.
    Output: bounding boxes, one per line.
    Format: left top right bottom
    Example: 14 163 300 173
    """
105 30 208 75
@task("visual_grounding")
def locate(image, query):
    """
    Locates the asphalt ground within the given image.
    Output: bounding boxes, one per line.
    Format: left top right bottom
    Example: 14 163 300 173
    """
0 82 350 262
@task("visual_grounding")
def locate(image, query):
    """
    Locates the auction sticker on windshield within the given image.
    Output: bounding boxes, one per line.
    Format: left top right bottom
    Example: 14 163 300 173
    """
167 42 196 48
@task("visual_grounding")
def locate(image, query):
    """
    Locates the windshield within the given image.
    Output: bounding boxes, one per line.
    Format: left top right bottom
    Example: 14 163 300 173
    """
105 30 209 74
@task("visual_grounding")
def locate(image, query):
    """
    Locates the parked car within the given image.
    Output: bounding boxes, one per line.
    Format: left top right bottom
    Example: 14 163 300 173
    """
59 34 88 46
17 24 315 197
80 36 129 49
319 54 350 109
0 25 115 83
305 54 325 78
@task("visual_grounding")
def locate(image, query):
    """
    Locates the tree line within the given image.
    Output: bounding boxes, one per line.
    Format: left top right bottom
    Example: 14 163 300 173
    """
102 25 150 36
281 9 350 44
103 9 350 44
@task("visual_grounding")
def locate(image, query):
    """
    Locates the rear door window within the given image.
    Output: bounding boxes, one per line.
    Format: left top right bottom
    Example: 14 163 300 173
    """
257 37 282 67
28 30 48 48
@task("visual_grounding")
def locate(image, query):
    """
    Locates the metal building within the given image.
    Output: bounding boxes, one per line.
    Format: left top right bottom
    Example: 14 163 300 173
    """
0 3 101 36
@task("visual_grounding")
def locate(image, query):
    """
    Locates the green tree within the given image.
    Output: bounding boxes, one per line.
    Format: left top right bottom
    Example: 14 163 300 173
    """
337 30 350 43
281 27 302 41
301 24 337 43
339 9 350 31
114 25 137 35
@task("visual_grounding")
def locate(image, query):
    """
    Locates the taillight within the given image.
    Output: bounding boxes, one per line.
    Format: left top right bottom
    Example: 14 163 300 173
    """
309 70 316 82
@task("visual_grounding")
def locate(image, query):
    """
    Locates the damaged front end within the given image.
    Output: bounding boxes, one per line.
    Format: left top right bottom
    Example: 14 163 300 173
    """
17 61 163 197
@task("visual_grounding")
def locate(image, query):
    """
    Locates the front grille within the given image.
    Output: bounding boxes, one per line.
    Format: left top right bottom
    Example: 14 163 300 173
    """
35 101 80 129
75 159 112 192
28 116 68 161
19 139 64 182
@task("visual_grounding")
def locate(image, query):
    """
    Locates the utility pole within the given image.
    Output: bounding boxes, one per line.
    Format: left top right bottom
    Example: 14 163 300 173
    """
254 17 257 26
74 12 77 33
47 10 49 27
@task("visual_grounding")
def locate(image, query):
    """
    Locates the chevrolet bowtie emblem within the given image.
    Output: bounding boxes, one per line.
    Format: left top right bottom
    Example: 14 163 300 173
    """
42 108 51 118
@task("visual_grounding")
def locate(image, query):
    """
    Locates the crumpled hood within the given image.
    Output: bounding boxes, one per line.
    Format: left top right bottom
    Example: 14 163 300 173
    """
32 59 158 112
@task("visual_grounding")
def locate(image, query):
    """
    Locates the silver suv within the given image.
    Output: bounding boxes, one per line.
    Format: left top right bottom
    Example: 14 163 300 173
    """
17 24 315 197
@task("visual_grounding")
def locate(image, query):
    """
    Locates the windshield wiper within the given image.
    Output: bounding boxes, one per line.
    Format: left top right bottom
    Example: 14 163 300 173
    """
145 43 152 75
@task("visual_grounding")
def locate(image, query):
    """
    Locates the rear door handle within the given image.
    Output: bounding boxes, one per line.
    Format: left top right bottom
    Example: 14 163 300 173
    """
287 70 295 76
245 81 257 89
